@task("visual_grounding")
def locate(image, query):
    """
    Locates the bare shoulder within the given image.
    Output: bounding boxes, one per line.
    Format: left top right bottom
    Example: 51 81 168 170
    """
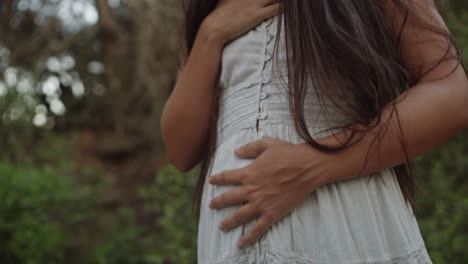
380 0 444 33
379 0 458 83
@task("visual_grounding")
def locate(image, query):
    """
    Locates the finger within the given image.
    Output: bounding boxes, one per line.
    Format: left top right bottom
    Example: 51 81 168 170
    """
209 168 245 185
234 138 269 158
259 0 280 7
259 3 281 19
209 187 247 210
219 203 260 232
238 213 274 248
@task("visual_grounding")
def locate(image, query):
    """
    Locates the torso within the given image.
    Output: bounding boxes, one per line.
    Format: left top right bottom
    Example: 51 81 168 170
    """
197 15 432 264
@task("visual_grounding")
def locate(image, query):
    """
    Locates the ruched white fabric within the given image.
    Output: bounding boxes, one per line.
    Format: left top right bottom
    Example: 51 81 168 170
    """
197 15 432 264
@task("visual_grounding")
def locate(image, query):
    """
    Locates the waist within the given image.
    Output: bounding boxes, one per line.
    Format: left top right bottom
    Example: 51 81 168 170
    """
215 120 349 151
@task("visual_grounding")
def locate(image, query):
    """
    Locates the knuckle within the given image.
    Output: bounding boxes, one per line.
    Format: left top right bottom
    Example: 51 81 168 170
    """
219 193 227 202
218 197 225 205
218 172 227 182
230 213 240 224
238 173 247 183
246 165 258 176
223 218 232 227
243 233 253 242
242 186 252 198
241 170 252 181
251 202 261 213
251 227 262 238
244 185 258 199
263 210 277 222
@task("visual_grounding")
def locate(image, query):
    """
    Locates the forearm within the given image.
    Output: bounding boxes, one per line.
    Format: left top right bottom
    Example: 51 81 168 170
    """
161 25 224 170
301 67 468 186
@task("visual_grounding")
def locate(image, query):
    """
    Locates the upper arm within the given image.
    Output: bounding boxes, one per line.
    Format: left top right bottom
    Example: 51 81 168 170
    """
381 0 461 84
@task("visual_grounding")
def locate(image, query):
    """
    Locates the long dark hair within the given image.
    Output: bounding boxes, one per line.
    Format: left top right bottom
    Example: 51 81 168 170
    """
181 0 462 223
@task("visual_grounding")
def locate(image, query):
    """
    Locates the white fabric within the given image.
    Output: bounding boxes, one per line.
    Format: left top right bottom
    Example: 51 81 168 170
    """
197 16 432 264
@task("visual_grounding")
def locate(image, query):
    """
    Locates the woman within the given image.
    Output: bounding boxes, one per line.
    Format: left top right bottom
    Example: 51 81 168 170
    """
161 0 468 263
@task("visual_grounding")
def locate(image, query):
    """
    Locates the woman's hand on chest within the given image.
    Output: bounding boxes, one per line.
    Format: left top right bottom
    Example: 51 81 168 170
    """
201 0 280 45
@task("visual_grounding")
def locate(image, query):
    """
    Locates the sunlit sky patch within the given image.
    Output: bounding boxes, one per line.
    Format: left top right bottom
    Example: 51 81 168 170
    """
2 0 118 127
58 0 98 26
41 75 61 97
17 0 99 31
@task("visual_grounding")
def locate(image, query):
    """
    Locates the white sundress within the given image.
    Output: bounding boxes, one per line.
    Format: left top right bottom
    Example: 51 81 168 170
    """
197 15 432 264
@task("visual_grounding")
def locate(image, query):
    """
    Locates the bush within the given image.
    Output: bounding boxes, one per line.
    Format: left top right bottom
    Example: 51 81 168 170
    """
414 132 468 264
139 164 198 264
0 162 85 263
0 162 151 264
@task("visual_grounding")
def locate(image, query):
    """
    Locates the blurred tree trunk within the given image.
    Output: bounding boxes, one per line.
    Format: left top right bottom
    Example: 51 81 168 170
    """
78 0 182 218
1 0 182 224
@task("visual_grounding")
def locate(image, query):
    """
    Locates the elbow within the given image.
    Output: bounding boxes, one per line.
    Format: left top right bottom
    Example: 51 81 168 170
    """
167 151 197 172
160 110 202 172
161 134 197 173
161 128 198 173
169 159 195 172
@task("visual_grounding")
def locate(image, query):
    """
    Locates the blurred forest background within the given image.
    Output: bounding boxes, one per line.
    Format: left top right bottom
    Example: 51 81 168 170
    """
0 0 467 263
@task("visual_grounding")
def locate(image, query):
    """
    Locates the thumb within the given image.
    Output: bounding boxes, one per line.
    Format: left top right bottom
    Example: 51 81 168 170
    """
235 139 269 159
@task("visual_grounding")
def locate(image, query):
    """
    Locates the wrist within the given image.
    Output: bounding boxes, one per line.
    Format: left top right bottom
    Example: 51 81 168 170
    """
295 137 360 189
199 16 227 47
294 142 335 190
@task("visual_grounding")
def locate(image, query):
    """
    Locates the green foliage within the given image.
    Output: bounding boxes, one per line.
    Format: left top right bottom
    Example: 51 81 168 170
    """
0 162 153 264
139 164 198 264
414 131 468 264
0 162 87 263
0 160 200 264
91 207 150 264
438 0 468 63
